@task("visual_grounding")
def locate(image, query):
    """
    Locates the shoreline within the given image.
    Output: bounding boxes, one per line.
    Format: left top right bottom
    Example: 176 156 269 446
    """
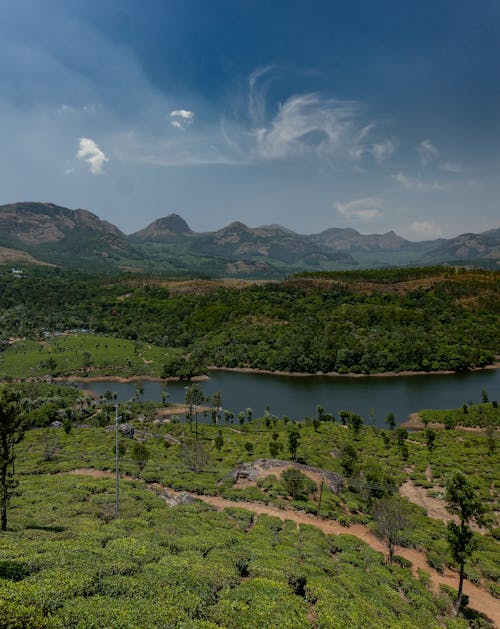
207 362 500 379
50 362 500 384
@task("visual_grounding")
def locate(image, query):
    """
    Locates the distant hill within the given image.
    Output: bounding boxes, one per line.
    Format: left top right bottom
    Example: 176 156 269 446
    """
131 213 193 241
0 201 498 277
0 202 140 269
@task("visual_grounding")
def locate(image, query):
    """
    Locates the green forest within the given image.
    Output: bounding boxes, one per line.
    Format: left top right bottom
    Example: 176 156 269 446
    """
0 266 498 376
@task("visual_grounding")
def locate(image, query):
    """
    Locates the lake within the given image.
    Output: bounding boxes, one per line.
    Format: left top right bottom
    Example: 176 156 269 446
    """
71 367 500 427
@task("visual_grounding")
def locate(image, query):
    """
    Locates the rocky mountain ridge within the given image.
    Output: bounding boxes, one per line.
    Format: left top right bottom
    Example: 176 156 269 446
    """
0 202 498 277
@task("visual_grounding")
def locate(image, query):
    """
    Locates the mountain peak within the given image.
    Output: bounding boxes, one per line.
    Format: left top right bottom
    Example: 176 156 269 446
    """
131 213 192 242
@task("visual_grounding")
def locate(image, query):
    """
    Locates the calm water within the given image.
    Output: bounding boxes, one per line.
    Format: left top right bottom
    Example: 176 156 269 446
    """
72 368 500 427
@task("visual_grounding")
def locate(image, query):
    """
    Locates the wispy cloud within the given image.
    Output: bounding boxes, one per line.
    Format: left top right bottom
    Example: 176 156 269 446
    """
169 109 194 130
76 137 108 174
417 139 439 166
439 160 463 173
370 139 396 163
392 172 442 191
334 197 383 221
254 92 381 163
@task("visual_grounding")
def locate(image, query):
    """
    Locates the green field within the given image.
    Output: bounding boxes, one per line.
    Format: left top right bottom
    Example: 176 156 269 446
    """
0 334 179 379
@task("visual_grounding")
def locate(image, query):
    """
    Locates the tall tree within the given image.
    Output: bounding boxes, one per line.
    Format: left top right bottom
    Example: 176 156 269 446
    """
372 495 412 563
287 426 300 461
0 387 27 531
445 471 484 613
185 384 204 438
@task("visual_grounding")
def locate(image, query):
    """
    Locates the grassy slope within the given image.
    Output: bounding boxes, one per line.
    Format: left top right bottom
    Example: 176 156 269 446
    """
0 335 180 378
1 473 467 629
14 415 499 599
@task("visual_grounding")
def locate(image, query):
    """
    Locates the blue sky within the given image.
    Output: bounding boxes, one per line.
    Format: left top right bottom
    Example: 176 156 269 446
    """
0 0 499 239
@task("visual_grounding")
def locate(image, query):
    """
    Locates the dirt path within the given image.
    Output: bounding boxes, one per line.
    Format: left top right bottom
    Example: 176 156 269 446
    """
66 469 499 626
400 480 487 532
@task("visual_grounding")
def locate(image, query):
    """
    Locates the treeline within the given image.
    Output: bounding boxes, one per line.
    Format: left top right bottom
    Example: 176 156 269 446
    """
0 266 499 375
294 265 457 283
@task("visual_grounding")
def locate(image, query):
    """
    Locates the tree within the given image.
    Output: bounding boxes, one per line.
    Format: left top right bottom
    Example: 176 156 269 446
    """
372 495 412 563
269 440 281 458
386 412 396 430
182 436 209 472
425 428 436 454
339 443 357 477
0 387 27 531
160 381 170 406
348 413 363 438
445 471 484 612
485 423 496 456
212 391 223 424
214 430 224 453
287 426 300 461
131 441 150 477
282 469 314 499
185 384 204 437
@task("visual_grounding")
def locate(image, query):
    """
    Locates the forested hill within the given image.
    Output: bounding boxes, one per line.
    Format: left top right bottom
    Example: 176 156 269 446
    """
0 202 499 277
0 266 498 375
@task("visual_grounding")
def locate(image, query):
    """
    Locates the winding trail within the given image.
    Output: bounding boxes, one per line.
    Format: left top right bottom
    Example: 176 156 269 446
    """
66 469 499 626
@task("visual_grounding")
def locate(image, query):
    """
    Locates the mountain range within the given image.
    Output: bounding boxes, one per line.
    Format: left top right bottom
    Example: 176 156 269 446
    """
0 202 498 277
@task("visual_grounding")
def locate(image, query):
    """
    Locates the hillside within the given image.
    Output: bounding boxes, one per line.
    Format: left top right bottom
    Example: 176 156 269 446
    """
0 202 498 277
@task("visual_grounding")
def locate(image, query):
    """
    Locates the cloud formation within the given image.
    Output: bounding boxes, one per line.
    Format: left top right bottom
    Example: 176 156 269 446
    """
417 139 439 166
334 197 383 221
392 172 442 191
76 137 108 174
439 160 463 173
253 93 383 163
170 109 194 130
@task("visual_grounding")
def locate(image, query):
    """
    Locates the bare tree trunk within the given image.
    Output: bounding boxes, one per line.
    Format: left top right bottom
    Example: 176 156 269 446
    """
455 562 465 614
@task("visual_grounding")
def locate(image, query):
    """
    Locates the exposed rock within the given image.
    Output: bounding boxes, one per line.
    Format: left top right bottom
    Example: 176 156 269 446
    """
159 488 195 507
105 423 135 438
164 433 182 445
50 420 63 428
231 459 344 493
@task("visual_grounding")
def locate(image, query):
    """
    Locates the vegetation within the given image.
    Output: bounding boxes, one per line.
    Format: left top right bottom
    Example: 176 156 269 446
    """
1 266 498 376
445 471 484 612
1 474 471 628
420 403 500 429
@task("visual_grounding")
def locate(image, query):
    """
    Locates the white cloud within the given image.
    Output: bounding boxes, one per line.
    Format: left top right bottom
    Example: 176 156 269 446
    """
334 197 383 221
76 137 108 174
417 139 439 166
406 220 443 239
439 160 463 173
58 103 96 115
369 139 396 163
255 93 365 160
170 109 194 120
169 109 194 130
392 172 442 191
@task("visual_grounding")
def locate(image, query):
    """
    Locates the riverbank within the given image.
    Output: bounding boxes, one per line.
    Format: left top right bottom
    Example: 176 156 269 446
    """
208 362 500 379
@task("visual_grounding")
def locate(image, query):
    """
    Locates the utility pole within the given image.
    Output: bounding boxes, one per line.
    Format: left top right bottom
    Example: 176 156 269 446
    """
115 401 121 518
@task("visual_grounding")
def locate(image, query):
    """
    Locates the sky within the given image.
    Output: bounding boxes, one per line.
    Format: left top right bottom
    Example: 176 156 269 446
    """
0 0 499 239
